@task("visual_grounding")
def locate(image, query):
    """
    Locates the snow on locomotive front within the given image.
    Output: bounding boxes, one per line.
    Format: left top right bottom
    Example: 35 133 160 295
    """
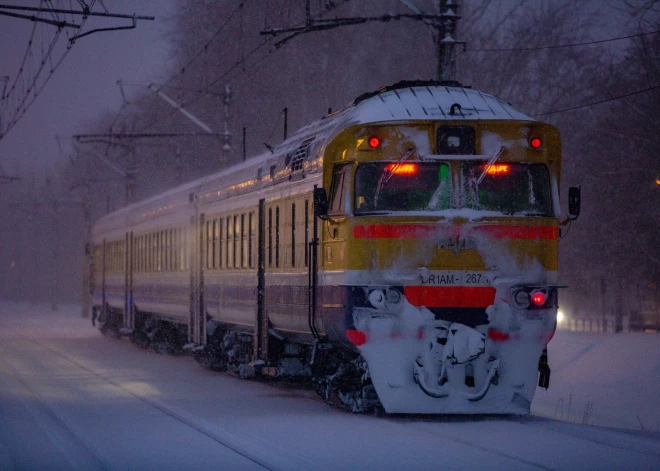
316 84 562 414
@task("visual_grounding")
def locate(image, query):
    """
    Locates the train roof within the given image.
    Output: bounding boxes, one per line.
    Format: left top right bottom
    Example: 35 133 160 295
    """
93 83 534 236
347 80 532 123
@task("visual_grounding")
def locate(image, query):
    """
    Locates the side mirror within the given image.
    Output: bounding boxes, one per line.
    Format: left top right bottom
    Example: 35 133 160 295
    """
568 186 581 219
313 187 328 218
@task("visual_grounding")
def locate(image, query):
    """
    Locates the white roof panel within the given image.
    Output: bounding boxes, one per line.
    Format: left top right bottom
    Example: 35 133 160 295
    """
351 85 532 124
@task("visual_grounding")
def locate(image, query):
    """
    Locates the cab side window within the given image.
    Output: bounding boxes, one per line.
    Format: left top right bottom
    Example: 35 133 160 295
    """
329 164 351 214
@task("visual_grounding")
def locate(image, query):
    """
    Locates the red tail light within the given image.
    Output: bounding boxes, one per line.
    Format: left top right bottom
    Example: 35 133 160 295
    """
531 290 547 307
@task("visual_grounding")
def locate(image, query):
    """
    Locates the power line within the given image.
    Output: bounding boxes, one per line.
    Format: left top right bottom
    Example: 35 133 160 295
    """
106 1 248 136
468 29 660 52
137 0 357 133
534 84 660 116
0 1 98 142
175 1 245 79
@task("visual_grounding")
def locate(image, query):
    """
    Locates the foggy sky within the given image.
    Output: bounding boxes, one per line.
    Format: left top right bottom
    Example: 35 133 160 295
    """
0 0 175 174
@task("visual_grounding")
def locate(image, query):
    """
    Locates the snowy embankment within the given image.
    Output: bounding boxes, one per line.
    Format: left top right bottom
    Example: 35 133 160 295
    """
2 301 657 433
532 329 660 432
1 301 659 469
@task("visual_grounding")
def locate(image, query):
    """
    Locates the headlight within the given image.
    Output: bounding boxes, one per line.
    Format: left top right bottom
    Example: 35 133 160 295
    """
368 290 386 309
512 289 530 309
386 288 402 305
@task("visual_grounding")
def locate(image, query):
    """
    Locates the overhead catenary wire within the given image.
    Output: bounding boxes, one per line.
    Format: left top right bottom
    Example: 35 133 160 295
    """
534 84 660 116
105 1 249 135
467 29 660 52
0 0 100 143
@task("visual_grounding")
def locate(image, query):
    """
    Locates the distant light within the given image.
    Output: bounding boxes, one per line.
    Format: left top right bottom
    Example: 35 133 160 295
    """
386 163 418 176
368 136 381 149
655 177 660 186
531 290 546 307
557 309 565 324
485 164 510 175
530 137 542 149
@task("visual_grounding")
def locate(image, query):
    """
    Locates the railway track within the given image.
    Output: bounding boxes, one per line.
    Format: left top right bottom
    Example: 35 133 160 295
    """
0 328 320 471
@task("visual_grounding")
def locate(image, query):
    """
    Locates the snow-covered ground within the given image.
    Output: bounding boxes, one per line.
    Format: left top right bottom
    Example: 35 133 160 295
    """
0 301 658 470
533 329 660 432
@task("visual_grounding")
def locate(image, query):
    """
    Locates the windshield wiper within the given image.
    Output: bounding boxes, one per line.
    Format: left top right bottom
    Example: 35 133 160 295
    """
476 146 505 185
374 147 415 208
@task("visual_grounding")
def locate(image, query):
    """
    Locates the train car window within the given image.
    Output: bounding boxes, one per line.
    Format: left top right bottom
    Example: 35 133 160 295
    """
215 219 222 270
304 199 309 267
155 232 160 272
355 162 451 213
175 229 180 271
209 220 214 270
164 231 169 272
205 220 212 270
268 208 272 268
226 216 233 269
437 125 476 155
148 233 152 272
234 215 240 268
162 232 166 272
241 214 248 268
182 228 187 271
291 202 296 267
170 229 175 272
329 164 350 214
275 206 280 268
249 212 255 269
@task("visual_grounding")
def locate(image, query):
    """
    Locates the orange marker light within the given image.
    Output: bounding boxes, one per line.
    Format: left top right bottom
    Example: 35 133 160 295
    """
386 163 418 176
485 164 510 175
530 137 542 149
368 136 381 149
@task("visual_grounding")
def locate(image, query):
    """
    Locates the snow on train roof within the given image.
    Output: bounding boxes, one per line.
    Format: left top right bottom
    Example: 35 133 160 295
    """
350 85 532 123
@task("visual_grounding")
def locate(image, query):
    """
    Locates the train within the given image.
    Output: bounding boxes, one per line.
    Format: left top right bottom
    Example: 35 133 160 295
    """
91 80 581 414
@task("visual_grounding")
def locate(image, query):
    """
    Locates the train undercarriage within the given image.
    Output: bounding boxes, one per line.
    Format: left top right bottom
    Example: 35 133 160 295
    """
96 305 384 414
95 283 553 416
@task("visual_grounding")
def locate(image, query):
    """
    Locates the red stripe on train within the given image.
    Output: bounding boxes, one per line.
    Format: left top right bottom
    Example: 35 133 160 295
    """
353 224 558 240
404 286 496 308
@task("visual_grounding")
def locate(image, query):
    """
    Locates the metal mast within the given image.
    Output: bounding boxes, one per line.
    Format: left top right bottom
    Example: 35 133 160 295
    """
437 0 460 82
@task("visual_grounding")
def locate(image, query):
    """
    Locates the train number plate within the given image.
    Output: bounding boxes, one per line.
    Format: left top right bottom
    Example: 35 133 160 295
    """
419 271 490 286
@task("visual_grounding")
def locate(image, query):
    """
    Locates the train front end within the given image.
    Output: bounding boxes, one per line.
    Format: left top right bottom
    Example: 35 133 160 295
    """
318 117 562 414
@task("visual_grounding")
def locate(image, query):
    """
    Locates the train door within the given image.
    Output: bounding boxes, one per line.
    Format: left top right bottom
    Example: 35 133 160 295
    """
123 231 134 331
253 199 268 362
189 213 206 345
101 238 107 319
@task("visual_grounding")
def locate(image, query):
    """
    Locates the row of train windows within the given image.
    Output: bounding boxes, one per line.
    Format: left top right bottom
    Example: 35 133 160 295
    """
204 212 256 270
204 199 312 271
95 198 313 274
99 240 125 272
134 228 189 273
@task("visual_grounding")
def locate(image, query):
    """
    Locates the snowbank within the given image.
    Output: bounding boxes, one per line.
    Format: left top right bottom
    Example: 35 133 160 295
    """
532 329 660 431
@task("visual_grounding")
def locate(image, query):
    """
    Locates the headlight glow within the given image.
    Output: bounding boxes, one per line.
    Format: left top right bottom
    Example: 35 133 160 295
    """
557 309 565 324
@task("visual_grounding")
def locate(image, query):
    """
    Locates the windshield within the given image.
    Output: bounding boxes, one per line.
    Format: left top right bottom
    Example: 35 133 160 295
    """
355 162 451 213
461 162 552 216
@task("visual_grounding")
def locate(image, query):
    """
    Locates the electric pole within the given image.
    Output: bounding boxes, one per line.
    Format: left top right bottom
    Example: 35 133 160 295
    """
436 0 460 82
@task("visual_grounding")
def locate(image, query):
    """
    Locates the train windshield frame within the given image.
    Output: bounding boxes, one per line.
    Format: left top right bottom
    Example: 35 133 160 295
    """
354 161 451 214
460 162 553 216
